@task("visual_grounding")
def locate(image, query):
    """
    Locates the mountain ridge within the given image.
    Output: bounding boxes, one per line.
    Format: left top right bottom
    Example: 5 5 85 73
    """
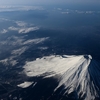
22 55 100 100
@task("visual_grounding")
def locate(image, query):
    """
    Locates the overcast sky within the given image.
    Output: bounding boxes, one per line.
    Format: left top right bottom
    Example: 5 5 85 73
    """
0 0 100 5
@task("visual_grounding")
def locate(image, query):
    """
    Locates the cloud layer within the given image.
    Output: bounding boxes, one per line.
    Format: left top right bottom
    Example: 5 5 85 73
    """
0 6 44 12
55 8 100 15
8 26 39 34
0 35 49 66
0 29 8 34
0 20 39 34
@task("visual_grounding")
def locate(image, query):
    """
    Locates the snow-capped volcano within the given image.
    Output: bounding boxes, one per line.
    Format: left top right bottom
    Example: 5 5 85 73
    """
23 55 100 100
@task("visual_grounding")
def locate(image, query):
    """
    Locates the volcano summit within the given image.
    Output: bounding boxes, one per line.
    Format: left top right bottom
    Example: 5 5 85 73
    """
21 55 100 100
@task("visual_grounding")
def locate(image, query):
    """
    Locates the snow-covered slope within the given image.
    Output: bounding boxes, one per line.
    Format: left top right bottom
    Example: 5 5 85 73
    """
23 55 100 100
17 82 33 88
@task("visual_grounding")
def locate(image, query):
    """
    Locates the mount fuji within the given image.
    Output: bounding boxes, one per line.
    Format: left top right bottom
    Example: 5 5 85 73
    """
19 55 100 100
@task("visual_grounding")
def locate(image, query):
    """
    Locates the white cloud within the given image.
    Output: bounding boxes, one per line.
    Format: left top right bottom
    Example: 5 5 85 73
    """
0 57 18 66
75 10 94 14
17 82 33 88
61 12 69 14
0 36 49 66
0 59 9 66
60 8 100 15
8 26 18 31
18 6 44 11
8 26 39 34
0 29 8 33
18 27 39 34
75 10 85 14
0 6 44 12
0 30 49 66
85 11 94 14
38 47 48 50
7 20 39 34
0 36 25 45
15 21 27 27
11 46 28 56
10 60 18 66
0 35 49 47
57 8 62 11
23 37 49 45
0 18 8 21
0 18 39 34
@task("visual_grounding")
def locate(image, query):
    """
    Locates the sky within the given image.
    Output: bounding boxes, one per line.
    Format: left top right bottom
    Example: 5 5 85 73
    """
0 0 100 6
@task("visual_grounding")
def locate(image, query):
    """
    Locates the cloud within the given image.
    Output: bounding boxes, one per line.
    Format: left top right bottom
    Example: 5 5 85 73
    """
0 35 49 47
18 27 39 34
0 36 49 66
57 8 62 11
0 29 8 34
8 26 39 34
15 21 27 27
60 8 100 15
6 20 39 34
23 37 49 45
61 12 69 14
85 11 94 14
8 26 18 31
0 6 44 12
0 18 39 34
0 36 25 46
11 46 28 56
0 57 18 66
75 10 94 14
75 10 85 14
0 18 11 21
38 47 48 50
